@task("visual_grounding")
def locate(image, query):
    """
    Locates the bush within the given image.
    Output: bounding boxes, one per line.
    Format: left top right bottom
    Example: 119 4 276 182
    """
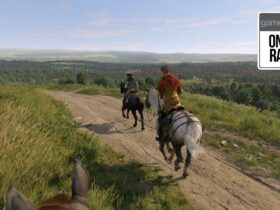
76 73 86 84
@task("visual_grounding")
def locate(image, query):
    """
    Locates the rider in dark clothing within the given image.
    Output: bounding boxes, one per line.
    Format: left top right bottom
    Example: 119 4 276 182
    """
124 73 139 104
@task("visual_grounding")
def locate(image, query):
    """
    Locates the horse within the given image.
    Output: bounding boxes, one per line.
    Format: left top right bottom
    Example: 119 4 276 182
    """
120 81 145 130
146 88 205 177
7 160 91 210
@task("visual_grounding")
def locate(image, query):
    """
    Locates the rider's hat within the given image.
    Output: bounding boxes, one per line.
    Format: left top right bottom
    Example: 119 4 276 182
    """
126 71 133 76
160 65 170 73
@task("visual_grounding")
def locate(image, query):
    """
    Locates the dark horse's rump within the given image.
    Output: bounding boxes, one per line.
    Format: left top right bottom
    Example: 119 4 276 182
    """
120 82 145 130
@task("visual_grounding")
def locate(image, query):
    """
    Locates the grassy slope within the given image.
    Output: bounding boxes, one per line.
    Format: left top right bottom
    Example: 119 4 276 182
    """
182 93 280 146
183 93 280 179
0 49 256 63
0 84 194 210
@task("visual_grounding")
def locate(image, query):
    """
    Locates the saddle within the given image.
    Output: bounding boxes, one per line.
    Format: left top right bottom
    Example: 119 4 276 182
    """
159 106 185 142
123 91 138 107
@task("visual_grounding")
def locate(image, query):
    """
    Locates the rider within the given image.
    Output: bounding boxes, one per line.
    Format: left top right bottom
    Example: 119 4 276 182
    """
156 65 184 141
124 72 139 104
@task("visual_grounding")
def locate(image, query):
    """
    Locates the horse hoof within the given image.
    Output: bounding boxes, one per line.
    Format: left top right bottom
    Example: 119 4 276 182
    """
133 124 137 127
175 165 180 171
168 148 173 154
183 171 189 178
142 127 145 130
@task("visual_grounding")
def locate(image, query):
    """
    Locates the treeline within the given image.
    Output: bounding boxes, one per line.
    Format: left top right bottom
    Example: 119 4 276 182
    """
186 82 280 115
1 60 279 114
1 60 280 85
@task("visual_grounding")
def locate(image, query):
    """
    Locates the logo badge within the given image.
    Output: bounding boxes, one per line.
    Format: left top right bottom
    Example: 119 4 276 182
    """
258 13 280 70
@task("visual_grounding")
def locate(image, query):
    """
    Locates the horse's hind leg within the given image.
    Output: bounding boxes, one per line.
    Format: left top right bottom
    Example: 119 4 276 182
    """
122 107 126 118
159 141 168 161
127 109 130 119
183 149 192 177
138 109 144 130
174 145 183 171
132 110 137 127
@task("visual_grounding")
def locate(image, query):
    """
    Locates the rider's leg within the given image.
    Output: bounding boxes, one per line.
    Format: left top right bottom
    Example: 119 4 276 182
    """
156 115 162 141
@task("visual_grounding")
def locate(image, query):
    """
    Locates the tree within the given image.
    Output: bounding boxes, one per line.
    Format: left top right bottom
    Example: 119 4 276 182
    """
145 77 155 86
95 76 115 88
230 82 238 93
235 87 252 105
76 73 85 84
251 87 262 105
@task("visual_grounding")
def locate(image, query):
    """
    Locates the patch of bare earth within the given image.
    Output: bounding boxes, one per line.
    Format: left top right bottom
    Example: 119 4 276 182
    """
48 91 280 210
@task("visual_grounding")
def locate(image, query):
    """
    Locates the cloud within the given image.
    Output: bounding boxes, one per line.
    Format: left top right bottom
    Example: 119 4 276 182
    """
88 16 229 30
74 28 139 37
186 18 228 28
27 28 139 39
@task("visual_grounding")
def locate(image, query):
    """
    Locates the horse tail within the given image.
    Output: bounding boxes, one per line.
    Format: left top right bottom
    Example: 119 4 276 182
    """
183 132 205 159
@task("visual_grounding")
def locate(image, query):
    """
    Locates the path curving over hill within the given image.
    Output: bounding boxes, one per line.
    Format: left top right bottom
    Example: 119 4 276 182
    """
48 91 280 210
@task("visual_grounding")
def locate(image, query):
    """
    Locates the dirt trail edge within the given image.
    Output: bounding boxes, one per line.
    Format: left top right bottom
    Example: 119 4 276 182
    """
48 91 280 210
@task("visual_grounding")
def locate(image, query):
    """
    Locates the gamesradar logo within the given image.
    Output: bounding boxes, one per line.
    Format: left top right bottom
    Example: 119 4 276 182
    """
258 12 280 70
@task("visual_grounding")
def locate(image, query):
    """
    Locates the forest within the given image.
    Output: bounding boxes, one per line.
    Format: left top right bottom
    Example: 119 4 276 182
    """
1 60 279 115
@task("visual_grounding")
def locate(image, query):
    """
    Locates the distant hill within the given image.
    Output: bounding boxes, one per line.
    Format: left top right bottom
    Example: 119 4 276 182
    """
0 48 257 63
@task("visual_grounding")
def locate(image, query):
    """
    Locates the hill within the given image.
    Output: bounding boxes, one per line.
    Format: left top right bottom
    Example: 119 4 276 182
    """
0 48 257 63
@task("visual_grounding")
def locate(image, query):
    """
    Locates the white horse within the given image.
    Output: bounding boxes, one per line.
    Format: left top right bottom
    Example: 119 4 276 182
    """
146 88 205 177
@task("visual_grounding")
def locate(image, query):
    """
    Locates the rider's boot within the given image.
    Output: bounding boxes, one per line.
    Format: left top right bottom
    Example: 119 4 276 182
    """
155 124 163 141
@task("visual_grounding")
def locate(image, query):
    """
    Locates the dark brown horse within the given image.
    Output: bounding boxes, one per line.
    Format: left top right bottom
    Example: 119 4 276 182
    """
7 160 91 210
120 81 145 130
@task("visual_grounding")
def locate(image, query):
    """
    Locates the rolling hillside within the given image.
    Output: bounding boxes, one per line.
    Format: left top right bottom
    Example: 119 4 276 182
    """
0 48 257 63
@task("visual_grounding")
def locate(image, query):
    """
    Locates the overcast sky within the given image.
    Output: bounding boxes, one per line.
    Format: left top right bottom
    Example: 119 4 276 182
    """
0 0 279 53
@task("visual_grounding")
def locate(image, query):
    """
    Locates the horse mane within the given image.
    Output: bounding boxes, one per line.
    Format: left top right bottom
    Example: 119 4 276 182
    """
38 194 72 210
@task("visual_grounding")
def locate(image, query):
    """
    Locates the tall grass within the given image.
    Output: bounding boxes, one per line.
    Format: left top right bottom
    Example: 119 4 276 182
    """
181 93 280 147
0 84 193 210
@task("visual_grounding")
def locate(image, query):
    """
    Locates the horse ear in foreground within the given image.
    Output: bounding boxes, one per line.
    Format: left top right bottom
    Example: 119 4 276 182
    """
7 160 91 210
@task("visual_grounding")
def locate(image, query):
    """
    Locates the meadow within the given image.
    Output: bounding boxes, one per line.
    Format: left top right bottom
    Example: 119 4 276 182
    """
0 84 193 210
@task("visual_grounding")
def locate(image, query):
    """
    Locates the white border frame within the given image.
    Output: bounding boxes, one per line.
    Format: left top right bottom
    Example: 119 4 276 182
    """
258 12 280 70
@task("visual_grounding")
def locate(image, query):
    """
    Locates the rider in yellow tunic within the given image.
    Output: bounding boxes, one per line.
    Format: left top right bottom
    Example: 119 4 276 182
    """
156 65 184 141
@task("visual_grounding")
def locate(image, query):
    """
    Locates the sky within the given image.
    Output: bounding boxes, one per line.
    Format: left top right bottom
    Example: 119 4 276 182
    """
0 0 279 53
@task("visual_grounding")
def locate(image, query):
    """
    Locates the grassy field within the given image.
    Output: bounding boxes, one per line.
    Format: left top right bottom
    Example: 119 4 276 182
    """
0 84 194 210
47 83 122 98
181 93 280 147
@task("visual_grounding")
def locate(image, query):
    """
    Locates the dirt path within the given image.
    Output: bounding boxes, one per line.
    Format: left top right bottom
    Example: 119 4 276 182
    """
48 91 280 210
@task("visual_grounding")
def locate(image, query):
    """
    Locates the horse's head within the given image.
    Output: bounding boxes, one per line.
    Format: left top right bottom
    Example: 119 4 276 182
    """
145 88 163 115
145 88 151 108
7 160 91 210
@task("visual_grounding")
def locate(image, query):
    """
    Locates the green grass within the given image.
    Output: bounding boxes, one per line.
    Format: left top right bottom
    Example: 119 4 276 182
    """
46 83 122 98
203 132 280 179
181 93 280 147
0 84 194 210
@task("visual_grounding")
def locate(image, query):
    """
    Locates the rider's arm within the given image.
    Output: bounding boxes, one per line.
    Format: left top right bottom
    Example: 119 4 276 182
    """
176 77 182 95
